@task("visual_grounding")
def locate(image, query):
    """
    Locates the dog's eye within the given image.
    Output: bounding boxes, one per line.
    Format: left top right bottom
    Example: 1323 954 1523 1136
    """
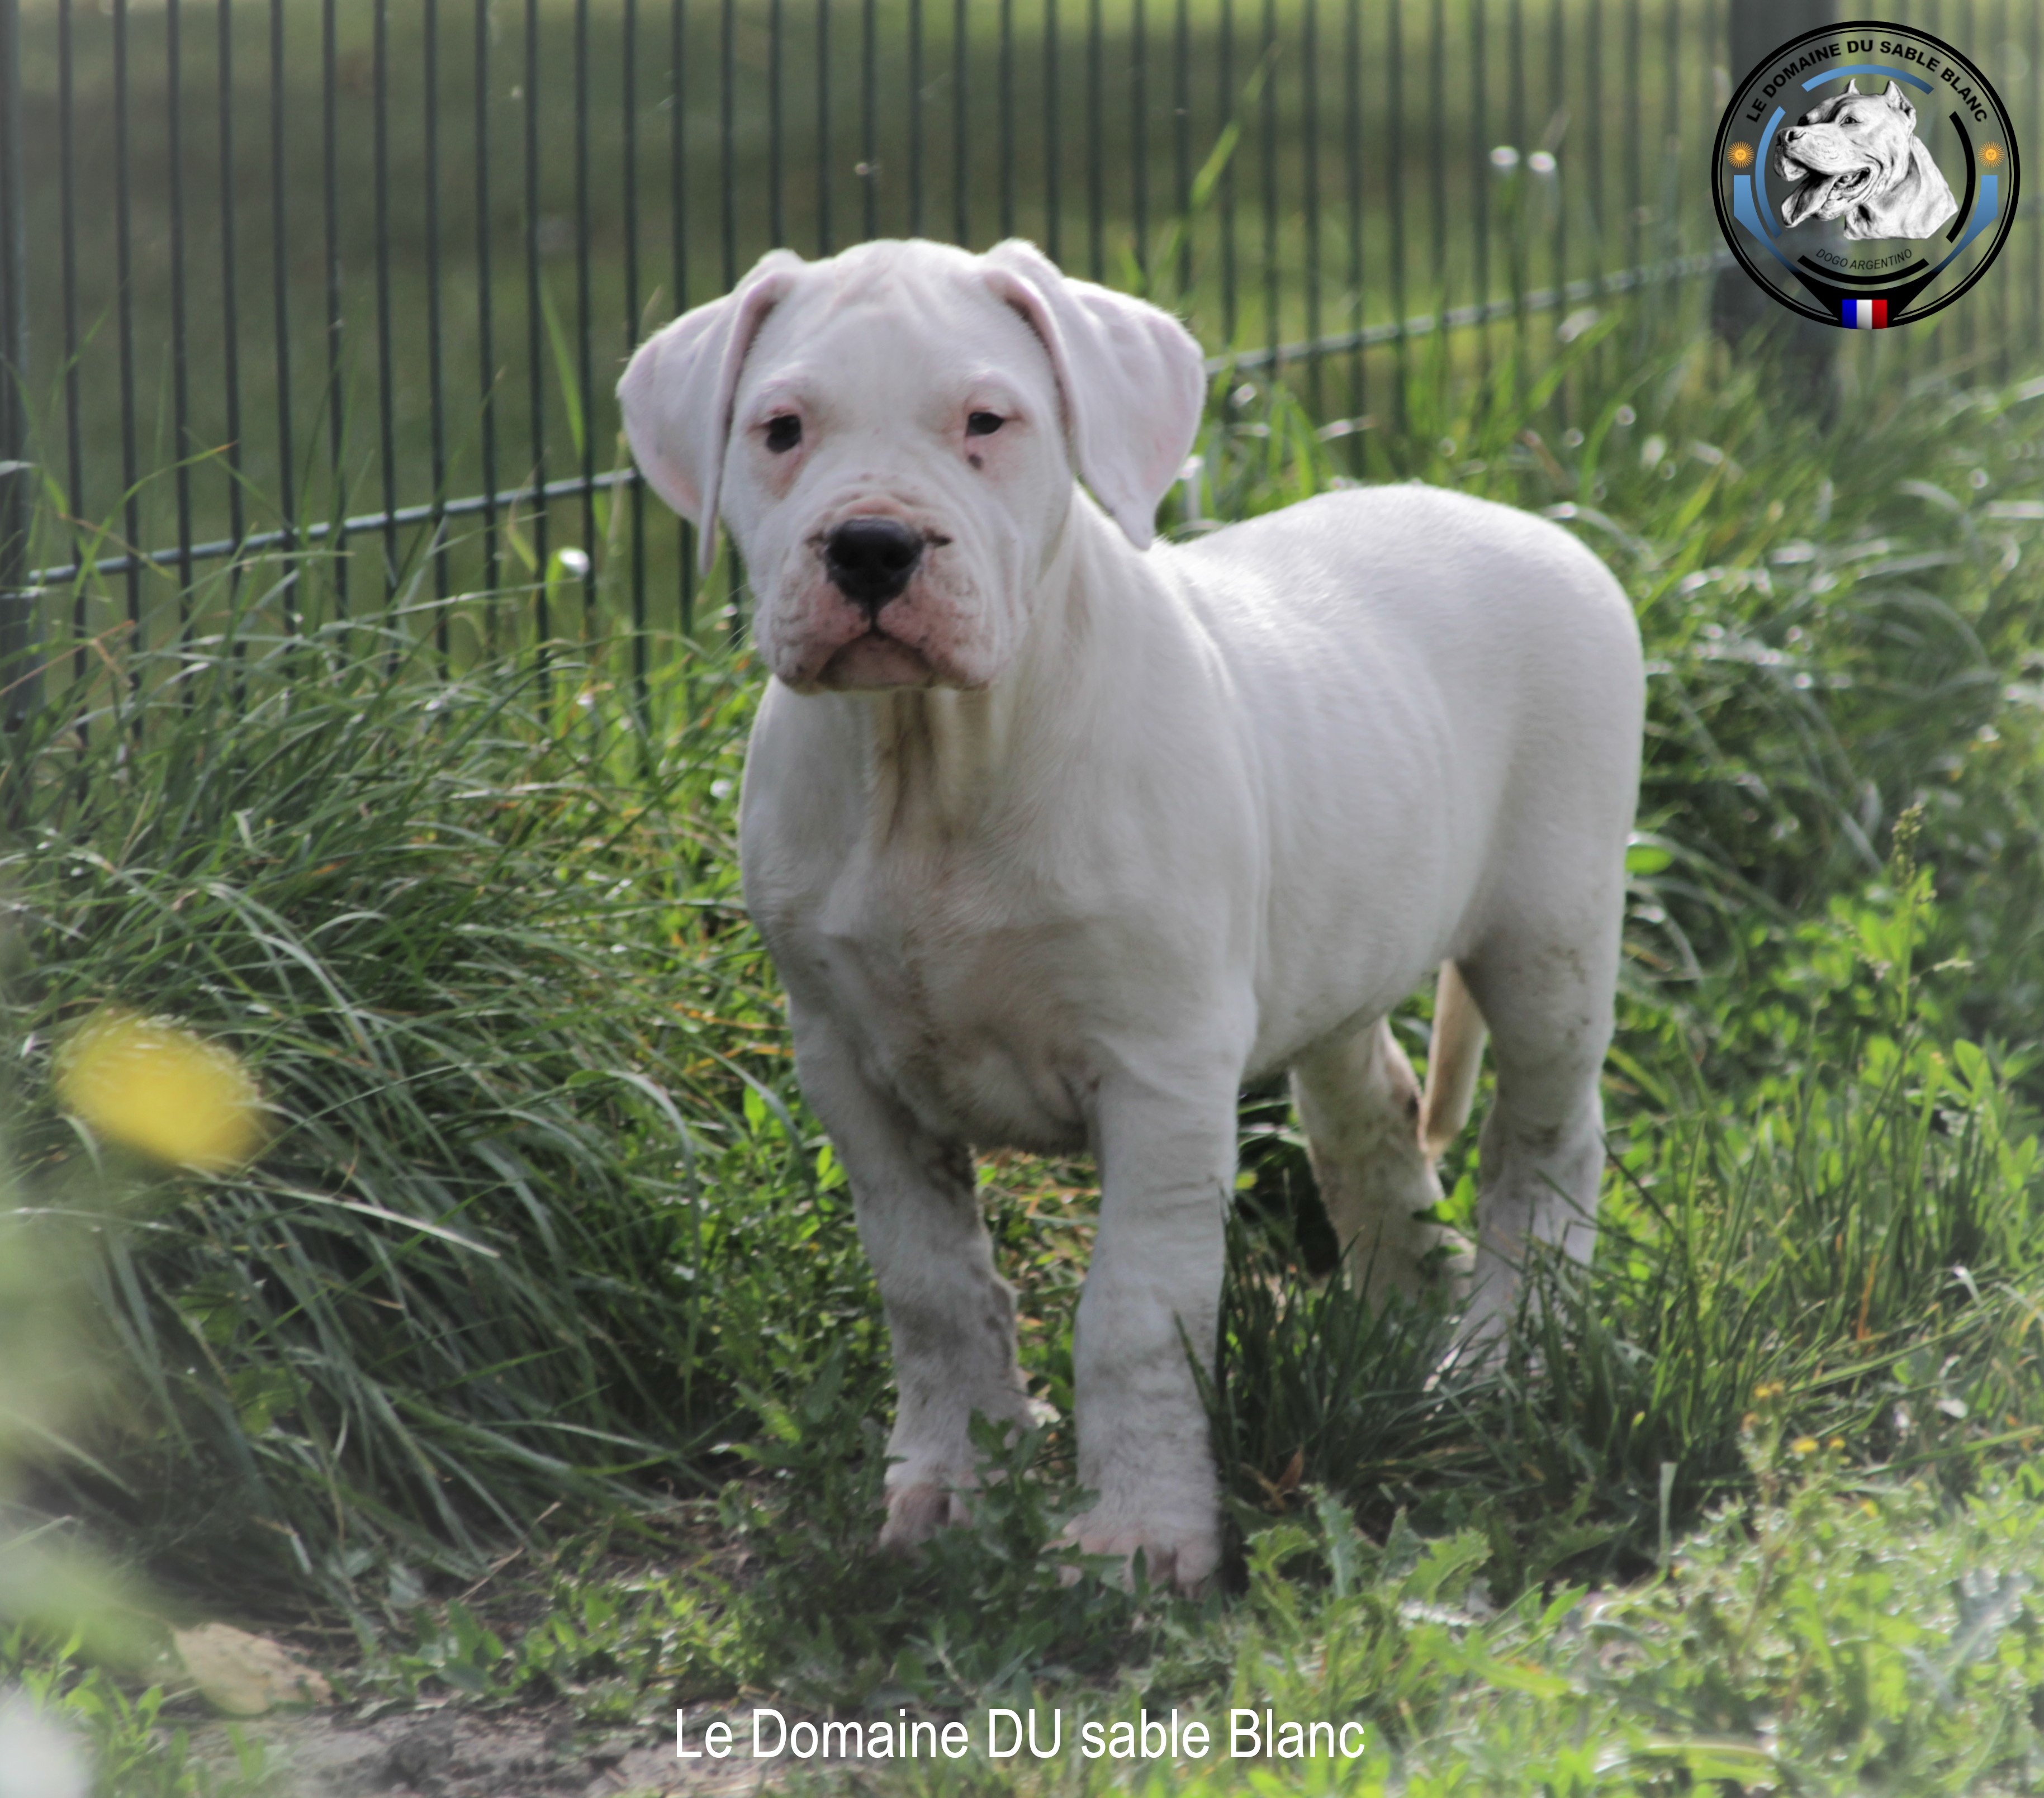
966 411 1006 438
765 414 803 453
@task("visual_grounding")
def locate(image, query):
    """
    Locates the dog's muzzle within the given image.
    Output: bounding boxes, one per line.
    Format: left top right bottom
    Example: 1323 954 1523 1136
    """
825 517 924 615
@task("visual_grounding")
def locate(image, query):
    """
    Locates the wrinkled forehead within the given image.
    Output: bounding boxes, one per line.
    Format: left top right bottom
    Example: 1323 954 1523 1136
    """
737 245 1060 416
1810 95 1898 134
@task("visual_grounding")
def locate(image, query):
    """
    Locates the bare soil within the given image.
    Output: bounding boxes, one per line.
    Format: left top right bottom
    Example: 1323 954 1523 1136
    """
191 1704 796 1798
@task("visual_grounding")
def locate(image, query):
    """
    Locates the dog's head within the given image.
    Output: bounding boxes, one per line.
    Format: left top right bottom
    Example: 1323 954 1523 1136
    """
617 239 1206 692
1772 80 1927 230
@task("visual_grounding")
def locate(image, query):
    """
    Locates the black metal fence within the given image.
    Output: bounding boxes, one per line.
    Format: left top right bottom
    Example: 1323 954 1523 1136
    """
0 0 2039 695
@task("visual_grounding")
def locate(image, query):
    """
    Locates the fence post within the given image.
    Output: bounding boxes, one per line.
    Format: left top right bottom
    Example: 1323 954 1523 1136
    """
0 0 37 730
1711 0 1837 414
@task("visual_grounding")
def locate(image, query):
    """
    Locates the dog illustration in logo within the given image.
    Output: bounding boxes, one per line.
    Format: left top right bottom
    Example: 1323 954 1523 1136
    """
1772 79 1959 240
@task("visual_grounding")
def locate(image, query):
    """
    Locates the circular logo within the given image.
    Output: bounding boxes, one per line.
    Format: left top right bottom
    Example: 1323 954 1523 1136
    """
1713 22 2019 329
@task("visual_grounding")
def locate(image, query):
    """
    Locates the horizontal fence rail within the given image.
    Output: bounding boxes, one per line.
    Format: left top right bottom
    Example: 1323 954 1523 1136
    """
0 0 2040 691
25 243 1745 588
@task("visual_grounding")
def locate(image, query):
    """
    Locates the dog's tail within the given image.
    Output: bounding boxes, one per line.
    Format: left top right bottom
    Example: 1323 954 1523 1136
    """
1419 961 1486 1163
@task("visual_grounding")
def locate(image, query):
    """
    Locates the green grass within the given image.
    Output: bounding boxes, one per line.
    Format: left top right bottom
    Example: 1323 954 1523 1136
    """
0 606 802 1607
6 307 2044 1790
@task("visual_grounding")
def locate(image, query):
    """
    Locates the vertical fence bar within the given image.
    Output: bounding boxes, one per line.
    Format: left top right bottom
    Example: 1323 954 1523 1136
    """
1507 0 1526 378
1174 0 1191 300
1344 0 1364 445
1218 0 1235 347
168 0 197 619
1044 0 1061 264
1955 0 1974 365
525 0 552 667
1303 0 1322 411
59 0 88 671
425 0 452 663
476 0 502 605
954 0 970 245
721 0 741 648
1585 0 1602 301
323 0 348 616
769 0 784 246
1261 0 1279 372
0 0 29 722
909 0 924 237
674 0 695 634
625 0 647 694
1131 0 1147 281
373 0 401 608
269 0 298 633
861 0 877 240
1623 0 1640 292
1087 0 1104 278
1663 0 1679 271
817 0 833 254
1990 0 2008 377
721 0 737 286
217 0 246 637
116 0 144 644
1386 0 1409 425
1547 0 1565 415
575 0 597 628
1000 0 1016 240
1470 0 1488 385
1426 0 1446 335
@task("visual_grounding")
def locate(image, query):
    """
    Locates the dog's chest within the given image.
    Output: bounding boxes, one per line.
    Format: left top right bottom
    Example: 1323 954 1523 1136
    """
781 851 1100 1154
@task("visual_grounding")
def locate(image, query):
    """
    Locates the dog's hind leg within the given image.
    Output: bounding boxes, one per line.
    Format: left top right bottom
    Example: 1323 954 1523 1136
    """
1289 1015 1471 1308
1454 907 1620 1348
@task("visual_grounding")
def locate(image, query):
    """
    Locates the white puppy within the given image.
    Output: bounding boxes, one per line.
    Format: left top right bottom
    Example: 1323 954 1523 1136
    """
619 239 1643 1589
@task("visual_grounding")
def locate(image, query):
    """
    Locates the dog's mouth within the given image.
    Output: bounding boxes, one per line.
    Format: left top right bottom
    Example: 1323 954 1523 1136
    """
815 629 939 691
1784 153 1872 192
1778 155 1879 227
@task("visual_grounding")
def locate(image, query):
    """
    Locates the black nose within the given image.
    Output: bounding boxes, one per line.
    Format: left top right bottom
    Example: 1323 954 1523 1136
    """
824 518 924 613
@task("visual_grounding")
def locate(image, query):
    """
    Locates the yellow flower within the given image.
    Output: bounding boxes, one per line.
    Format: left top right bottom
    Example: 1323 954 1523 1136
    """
58 1009 265 1173
1791 1437 1819 1457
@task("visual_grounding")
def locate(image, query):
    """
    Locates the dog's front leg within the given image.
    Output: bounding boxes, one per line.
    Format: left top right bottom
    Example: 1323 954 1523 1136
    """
1068 1069 1237 1592
790 1014 1033 1549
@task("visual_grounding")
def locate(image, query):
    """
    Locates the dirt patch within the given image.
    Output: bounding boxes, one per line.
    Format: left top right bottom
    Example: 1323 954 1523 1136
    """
194 1705 788 1798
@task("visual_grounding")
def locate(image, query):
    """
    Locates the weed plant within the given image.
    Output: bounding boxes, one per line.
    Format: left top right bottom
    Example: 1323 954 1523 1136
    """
0 607 821 1611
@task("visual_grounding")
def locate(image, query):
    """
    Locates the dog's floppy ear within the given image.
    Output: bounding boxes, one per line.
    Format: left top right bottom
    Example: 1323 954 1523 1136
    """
618 248 804 573
981 239 1207 551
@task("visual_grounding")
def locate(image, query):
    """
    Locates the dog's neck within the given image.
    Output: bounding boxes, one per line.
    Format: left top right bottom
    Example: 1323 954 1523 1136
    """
844 493 1131 844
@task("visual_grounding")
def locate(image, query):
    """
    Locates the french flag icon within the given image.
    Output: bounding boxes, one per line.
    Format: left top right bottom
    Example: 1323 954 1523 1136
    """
1843 297 1890 329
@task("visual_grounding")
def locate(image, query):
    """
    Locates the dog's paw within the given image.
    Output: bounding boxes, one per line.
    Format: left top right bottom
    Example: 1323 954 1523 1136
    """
877 1481 968 1552
1057 1517 1220 1595
1428 1283 1535 1385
